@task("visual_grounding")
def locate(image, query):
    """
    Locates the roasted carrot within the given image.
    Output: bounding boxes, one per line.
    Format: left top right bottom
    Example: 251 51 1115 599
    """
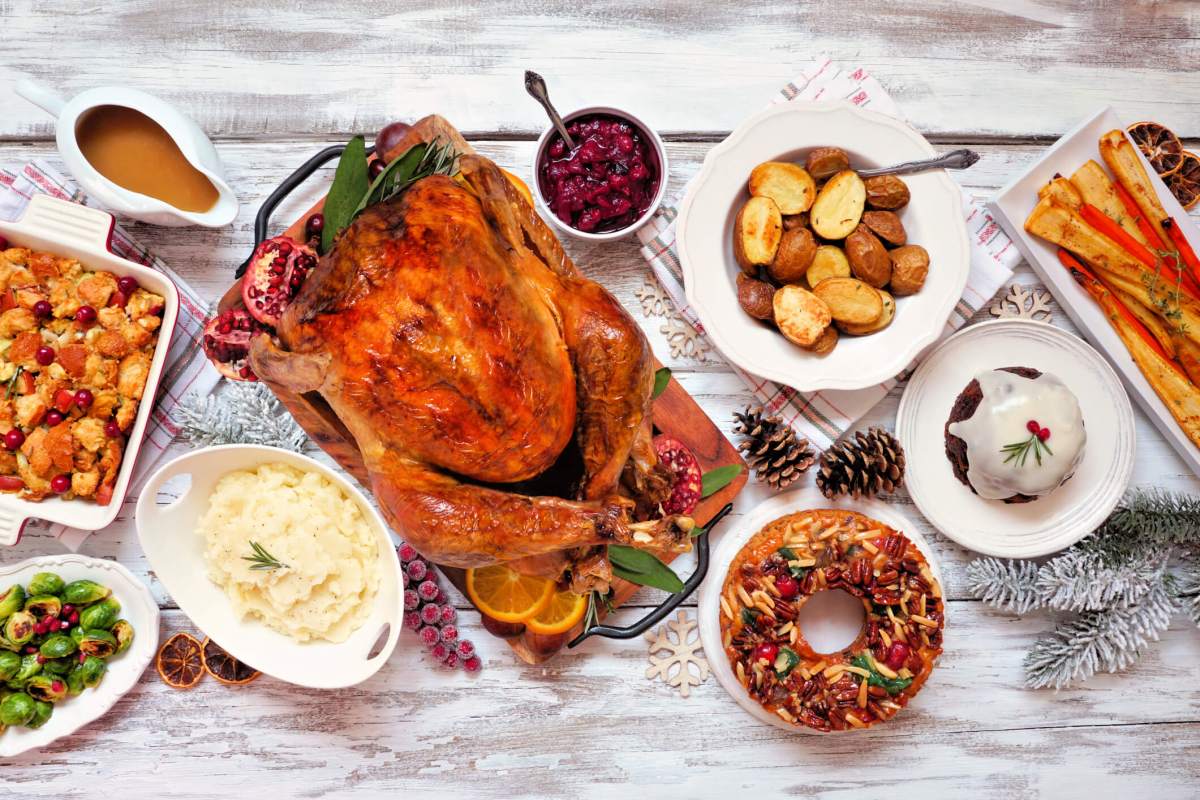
1115 181 1168 250
1078 202 1200 298
1163 217 1200 277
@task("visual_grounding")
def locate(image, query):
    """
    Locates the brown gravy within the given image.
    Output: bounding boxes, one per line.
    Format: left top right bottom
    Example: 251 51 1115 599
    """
76 105 218 213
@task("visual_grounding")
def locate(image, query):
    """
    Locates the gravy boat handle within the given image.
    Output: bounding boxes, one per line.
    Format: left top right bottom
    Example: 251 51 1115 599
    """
15 78 67 117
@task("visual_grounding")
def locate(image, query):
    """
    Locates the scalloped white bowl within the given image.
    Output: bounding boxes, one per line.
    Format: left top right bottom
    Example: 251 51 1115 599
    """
0 554 159 758
676 101 970 392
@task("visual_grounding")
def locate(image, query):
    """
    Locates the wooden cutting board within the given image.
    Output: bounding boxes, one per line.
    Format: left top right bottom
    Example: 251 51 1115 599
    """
219 115 747 663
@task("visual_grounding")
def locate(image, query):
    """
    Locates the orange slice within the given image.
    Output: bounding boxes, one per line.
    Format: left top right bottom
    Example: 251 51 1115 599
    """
202 637 261 686
1127 121 1184 177
156 632 204 689
1168 151 1200 210
525 589 588 635
465 564 555 623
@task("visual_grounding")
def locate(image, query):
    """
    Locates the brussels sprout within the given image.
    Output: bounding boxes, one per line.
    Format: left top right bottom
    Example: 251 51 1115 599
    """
27 699 53 729
0 692 35 726
26 674 67 702
0 650 20 681
70 625 86 645
65 665 85 697
0 632 19 652
79 597 120 631
27 572 65 597
3 611 35 645
24 594 62 619
78 630 117 658
0 584 24 619
42 657 72 676
39 633 76 659
111 620 134 654
12 653 41 685
79 655 106 689
62 580 110 606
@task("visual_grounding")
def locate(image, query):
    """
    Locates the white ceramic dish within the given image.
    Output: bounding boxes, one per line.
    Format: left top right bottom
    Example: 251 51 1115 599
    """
0 554 158 758
0 194 180 546
987 106 1200 479
697 488 944 733
135 445 403 689
531 105 669 242
676 100 970 392
897 319 1135 558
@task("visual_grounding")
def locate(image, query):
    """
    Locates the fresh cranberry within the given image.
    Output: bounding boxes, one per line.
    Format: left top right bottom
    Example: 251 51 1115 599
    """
104 420 122 438
109 291 128 308
32 300 52 318
3 429 24 451
1026 419 1040 433
45 410 64 427
0 236 8 250
369 159 386 180
74 389 94 410
34 346 55 366
50 474 71 494
885 642 910 671
752 642 779 665
1038 427 1051 442
75 305 97 325
775 574 800 600
117 275 139 295
305 213 324 241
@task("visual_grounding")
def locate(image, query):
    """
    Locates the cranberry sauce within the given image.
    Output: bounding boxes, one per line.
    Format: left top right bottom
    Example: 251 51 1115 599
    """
537 113 660 233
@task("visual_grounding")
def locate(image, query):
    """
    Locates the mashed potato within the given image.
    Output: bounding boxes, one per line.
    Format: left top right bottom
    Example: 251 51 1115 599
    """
198 462 380 643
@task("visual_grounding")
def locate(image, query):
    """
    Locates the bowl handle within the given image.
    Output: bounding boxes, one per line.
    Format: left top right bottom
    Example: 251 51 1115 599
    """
0 507 28 547
11 195 115 253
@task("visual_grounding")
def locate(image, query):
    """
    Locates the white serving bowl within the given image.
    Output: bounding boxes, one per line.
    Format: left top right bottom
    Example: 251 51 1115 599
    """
0 554 159 758
677 100 970 392
135 445 403 689
696 488 945 733
531 105 669 242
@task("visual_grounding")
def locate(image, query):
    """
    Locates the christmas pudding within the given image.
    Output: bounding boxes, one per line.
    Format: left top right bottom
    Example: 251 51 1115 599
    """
719 508 943 732
944 367 1086 503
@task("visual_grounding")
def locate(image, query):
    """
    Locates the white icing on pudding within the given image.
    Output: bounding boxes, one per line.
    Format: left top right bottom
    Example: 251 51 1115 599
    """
947 369 1086 500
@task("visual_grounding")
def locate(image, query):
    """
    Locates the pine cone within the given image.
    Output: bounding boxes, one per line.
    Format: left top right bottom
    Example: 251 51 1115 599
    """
731 406 815 490
816 427 906 499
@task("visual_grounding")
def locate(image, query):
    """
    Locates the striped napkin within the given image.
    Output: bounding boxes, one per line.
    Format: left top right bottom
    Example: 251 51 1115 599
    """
637 58 1019 448
0 159 219 550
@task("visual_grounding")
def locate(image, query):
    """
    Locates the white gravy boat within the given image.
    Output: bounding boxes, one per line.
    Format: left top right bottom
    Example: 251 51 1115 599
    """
16 79 239 228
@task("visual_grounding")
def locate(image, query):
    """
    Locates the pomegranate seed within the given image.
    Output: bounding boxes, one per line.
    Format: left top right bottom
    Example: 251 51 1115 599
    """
62 604 74 615
78 653 87 664
35 345 55 366
68 611 79 625
752 642 779 664
50 473 71 494
45 410 64 427
1026 419 1040 433
104 420 122 438
36 654 46 664
32 299 52 318
75 305 97 325
3 429 24 451
34 621 47 636
117 275 139 294
59 619 70 631
24 645 36 655
774 574 800 600
1038 427 1051 442
51 680 64 693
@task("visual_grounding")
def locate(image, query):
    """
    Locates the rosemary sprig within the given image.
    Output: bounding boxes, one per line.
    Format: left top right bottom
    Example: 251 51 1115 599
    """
5 366 22 399
1000 432 1054 467
243 540 288 571
583 589 615 632
353 137 460 217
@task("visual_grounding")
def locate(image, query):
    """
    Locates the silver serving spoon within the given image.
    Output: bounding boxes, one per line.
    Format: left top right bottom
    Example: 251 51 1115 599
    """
524 70 576 151
857 149 980 177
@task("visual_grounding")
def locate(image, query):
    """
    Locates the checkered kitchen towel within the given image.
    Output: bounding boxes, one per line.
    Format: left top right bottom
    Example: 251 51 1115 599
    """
0 160 219 549
637 58 1020 448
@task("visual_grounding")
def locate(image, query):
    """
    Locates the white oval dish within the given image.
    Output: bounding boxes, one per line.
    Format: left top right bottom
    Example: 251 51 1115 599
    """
135 445 403 689
897 319 1135 558
0 554 159 758
697 488 944 733
676 100 970 392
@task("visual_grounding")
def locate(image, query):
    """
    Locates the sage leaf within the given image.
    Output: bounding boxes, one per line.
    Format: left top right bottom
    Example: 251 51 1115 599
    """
608 544 684 593
701 464 742 498
651 367 671 399
321 135 368 254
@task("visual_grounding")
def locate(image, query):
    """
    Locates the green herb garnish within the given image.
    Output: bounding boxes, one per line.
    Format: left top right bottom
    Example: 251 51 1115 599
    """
1000 430 1054 467
321 135 369 254
243 541 288 572
700 464 743 498
5 366 22 399
609 544 684 593
651 367 671 399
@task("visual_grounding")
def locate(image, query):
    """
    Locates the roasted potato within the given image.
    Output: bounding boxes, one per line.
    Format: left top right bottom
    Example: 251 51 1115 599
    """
804 325 838 355
769 228 817 284
838 289 896 335
805 147 851 182
782 212 810 231
734 196 783 274
861 210 907 247
736 272 776 321
772 285 831 347
806 245 851 288
889 244 930 295
844 225 892 288
749 162 816 215
810 170 866 240
812 277 884 325
864 175 911 210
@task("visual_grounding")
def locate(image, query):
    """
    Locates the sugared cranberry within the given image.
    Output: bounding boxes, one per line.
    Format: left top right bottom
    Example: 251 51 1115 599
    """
45 410 65 427
3 429 24 451
752 642 779 665
35 346 55 366
104 420 122 438
463 655 482 672
75 305 97 325
50 473 71 494
775 574 800 600
305 213 325 241
430 642 449 661
397 542 419 563
117 275 139 294
74 389 94 410
1026 419 1040 433
32 300 52 318
456 639 476 660
885 642 910 671
1038 427 1051 442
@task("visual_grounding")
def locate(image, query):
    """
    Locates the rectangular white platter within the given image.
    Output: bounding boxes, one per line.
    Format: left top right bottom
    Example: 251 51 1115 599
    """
987 106 1200 478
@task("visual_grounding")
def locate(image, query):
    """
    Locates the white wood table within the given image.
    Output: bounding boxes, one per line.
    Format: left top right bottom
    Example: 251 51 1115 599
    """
2 2 1200 797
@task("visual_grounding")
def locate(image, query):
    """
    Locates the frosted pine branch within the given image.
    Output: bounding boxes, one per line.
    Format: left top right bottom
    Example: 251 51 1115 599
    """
965 558 1041 613
174 381 308 452
1101 490 1200 551
1036 545 1168 612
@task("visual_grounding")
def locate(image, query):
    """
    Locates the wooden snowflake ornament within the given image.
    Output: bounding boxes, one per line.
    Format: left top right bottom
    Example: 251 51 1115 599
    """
990 283 1054 322
645 610 710 697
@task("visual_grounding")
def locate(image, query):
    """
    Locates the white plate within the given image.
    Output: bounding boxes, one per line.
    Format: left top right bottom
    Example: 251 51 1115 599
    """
0 194 180 545
135 445 403 689
0 554 159 757
697 489 944 733
897 319 1135 558
677 100 970 392
987 106 1200 478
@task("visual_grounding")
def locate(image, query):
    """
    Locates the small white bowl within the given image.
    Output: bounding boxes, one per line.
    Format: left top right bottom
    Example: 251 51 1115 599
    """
0 554 159 758
135 445 404 689
531 105 669 242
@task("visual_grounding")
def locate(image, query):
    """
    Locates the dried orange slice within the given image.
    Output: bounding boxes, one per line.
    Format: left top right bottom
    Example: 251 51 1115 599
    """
524 588 588 635
1127 121 1184 177
201 638 261 686
156 632 204 689
465 564 555 623
1168 151 1200 210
